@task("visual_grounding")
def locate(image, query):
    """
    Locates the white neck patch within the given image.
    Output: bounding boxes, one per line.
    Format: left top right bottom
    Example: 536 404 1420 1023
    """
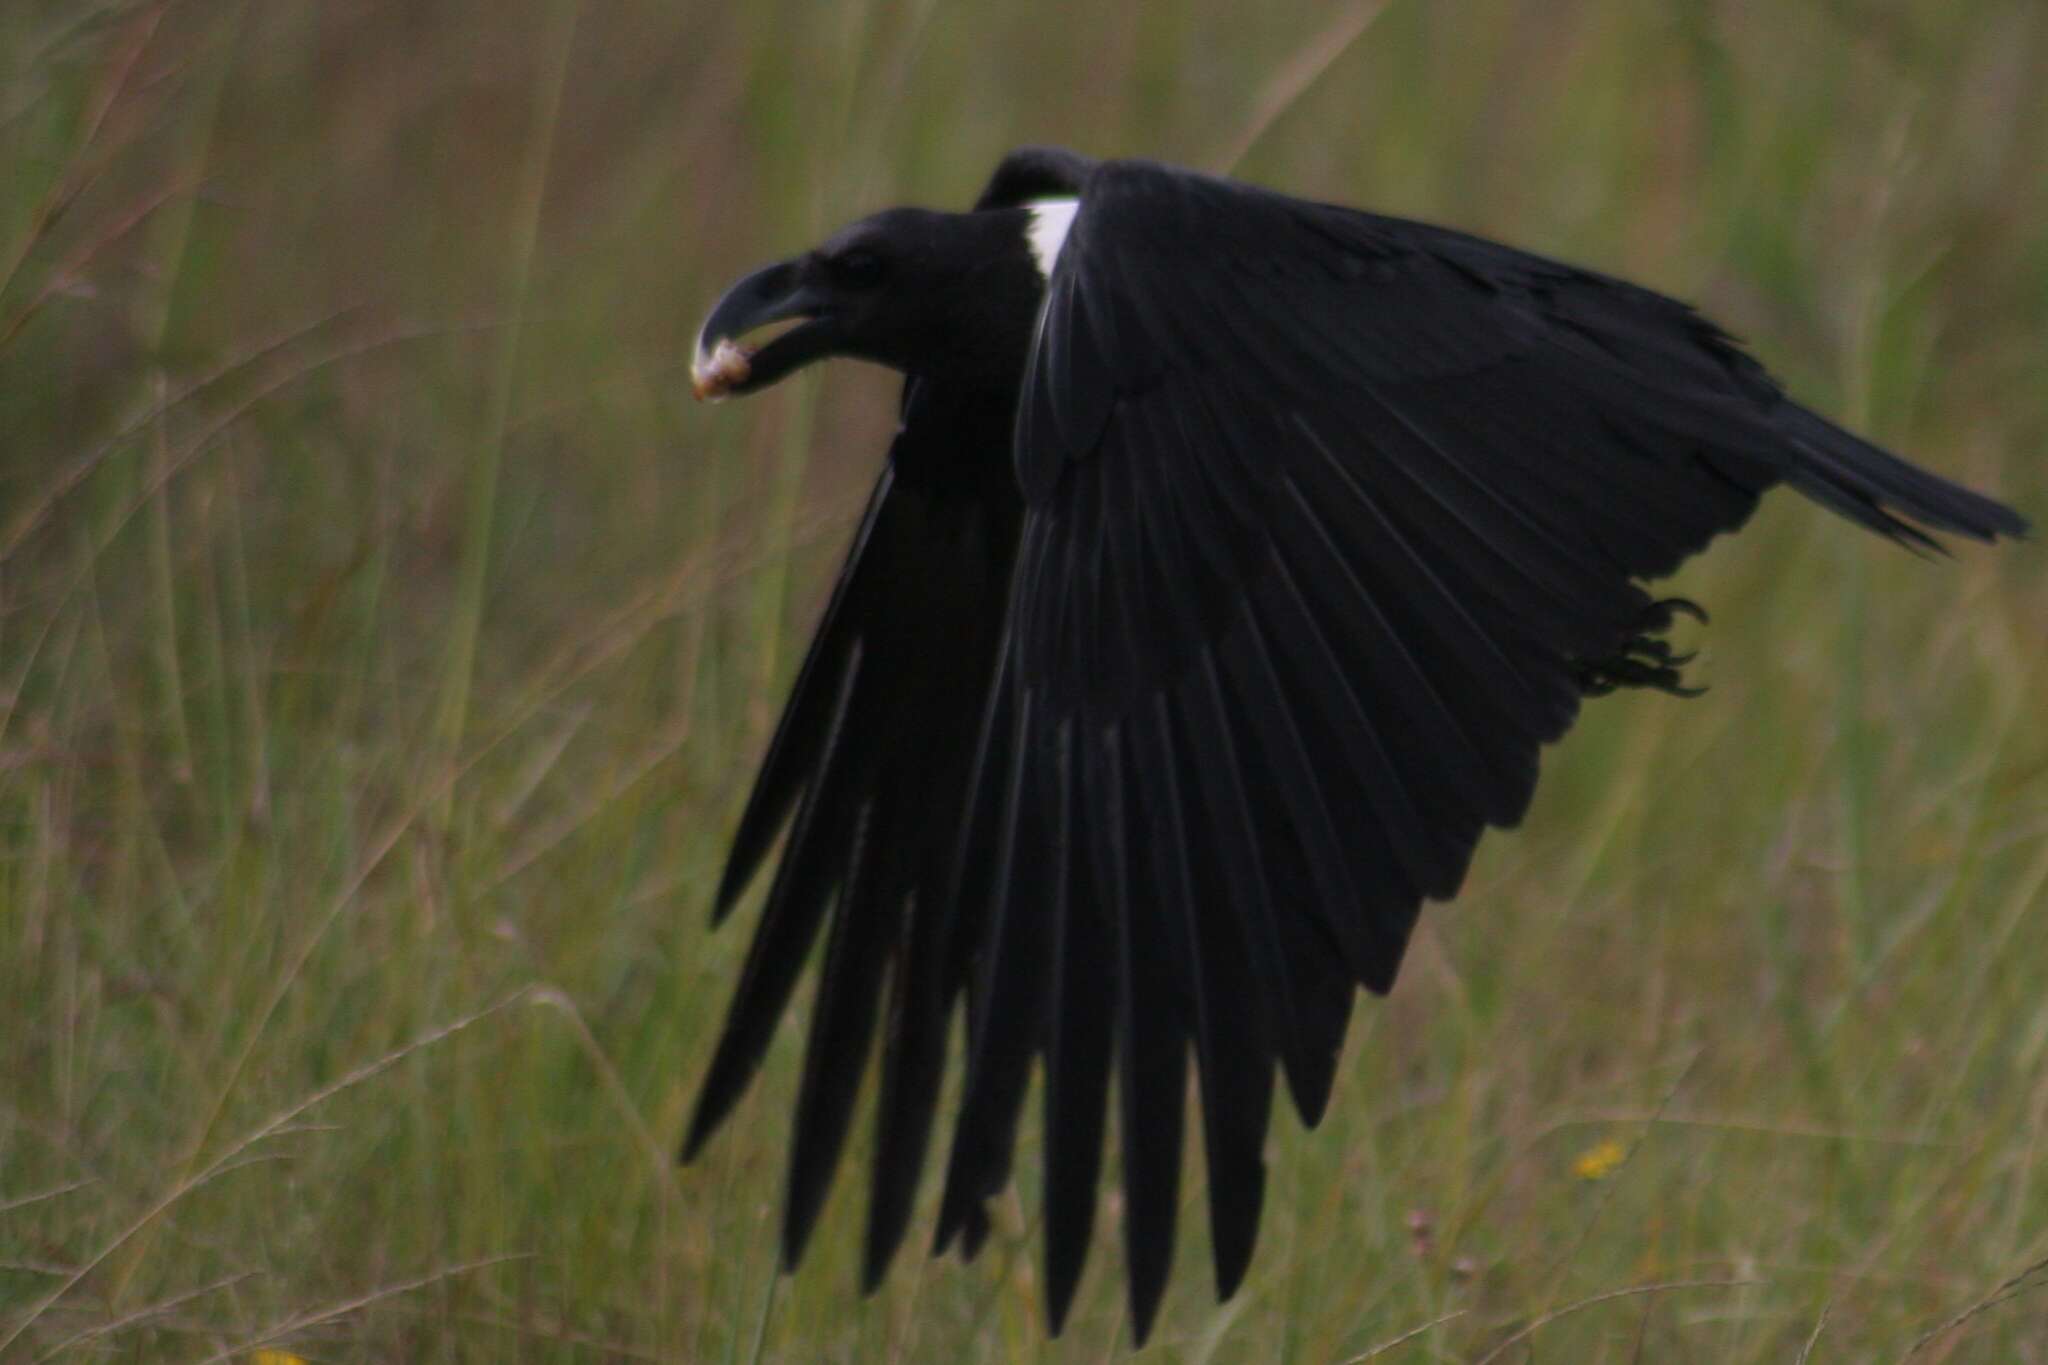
1026 198 1081 280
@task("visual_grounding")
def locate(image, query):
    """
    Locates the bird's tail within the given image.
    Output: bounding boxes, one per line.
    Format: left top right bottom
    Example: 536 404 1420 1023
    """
1779 404 2029 551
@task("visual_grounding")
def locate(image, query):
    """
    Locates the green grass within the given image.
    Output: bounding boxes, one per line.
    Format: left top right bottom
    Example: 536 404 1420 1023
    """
1 0 2043 1359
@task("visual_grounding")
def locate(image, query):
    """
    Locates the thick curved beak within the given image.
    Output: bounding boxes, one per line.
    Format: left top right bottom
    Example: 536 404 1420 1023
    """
691 260 844 401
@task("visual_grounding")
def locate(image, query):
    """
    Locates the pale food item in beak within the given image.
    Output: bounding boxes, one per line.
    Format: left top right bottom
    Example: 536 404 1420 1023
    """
692 338 757 401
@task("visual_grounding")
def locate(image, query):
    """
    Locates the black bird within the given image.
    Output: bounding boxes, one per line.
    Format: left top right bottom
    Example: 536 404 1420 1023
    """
683 146 2026 1342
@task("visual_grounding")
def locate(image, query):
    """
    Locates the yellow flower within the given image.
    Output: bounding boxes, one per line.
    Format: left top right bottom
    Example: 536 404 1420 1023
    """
1572 1138 1627 1181
252 1351 309 1365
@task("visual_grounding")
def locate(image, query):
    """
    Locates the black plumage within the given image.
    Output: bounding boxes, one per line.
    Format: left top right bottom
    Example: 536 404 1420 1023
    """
683 146 2026 1343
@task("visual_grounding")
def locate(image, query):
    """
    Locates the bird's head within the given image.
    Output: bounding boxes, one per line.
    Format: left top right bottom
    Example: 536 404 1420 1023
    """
692 205 1053 400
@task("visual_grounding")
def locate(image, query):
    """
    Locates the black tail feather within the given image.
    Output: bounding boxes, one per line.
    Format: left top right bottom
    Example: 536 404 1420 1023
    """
1780 405 2028 549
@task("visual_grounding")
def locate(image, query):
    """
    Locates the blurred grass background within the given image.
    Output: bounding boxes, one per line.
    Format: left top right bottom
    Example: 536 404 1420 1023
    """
0 0 2043 1359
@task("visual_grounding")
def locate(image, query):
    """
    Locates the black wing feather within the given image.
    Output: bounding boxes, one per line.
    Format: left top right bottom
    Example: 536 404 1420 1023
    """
685 638 865 1157
1139 692 1273 1300
1094 721 1187 1342
935 684 1051 1253
782 798 890 1266
1041 716 1115 1333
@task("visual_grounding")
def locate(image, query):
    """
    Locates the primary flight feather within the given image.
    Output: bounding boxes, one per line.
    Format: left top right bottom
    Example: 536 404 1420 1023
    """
684 146 2026 1343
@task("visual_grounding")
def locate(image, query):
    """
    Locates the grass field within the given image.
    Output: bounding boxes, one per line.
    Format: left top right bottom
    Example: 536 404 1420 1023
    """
2 1 2044 1359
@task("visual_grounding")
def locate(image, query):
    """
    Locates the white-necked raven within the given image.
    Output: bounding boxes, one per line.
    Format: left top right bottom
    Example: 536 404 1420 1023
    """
685 146 2026 1342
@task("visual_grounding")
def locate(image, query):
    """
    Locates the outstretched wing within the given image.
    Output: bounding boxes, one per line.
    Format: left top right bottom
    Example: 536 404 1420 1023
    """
684 149 1092 1289
935 159 2026 1338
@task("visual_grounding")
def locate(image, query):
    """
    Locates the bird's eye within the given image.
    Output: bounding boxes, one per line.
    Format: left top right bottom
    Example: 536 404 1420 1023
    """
830 249 888 287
